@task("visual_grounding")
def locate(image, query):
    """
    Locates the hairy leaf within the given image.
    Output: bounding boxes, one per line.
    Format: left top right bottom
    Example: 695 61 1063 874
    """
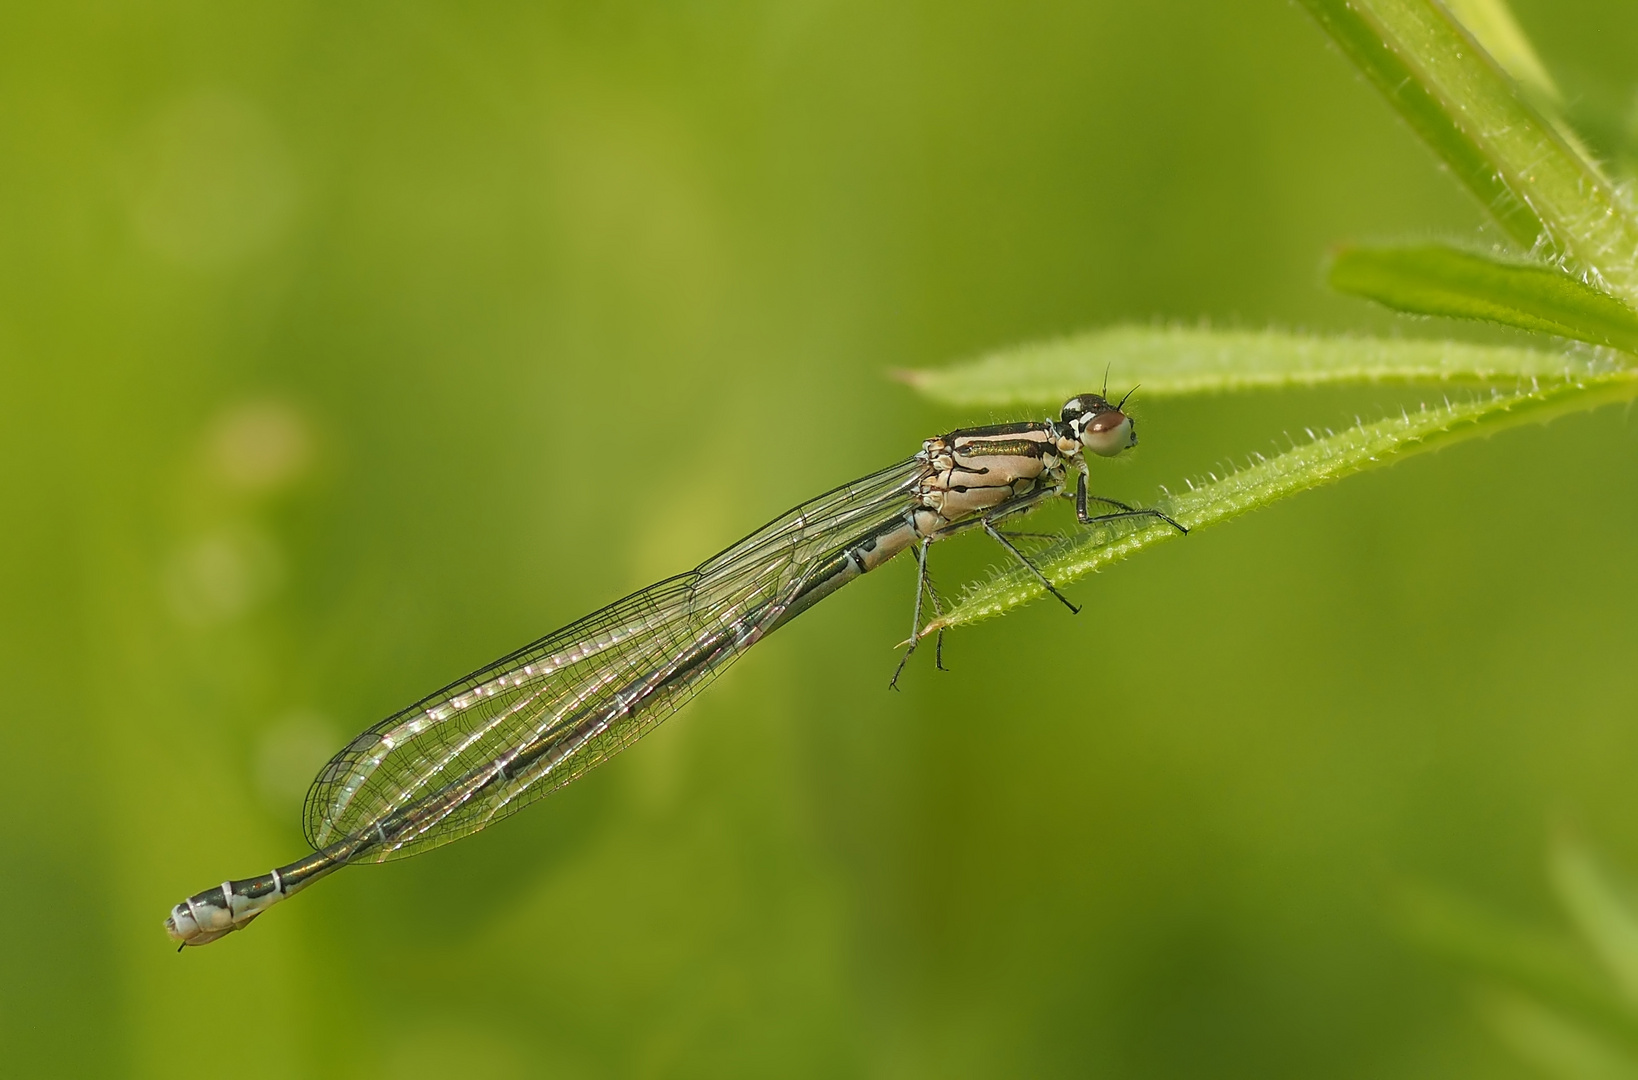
1330 244 1638 353
899 326 1624 407
925 371 1638 631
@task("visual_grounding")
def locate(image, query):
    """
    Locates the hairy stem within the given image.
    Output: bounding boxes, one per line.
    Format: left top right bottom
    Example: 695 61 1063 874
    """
1299 0 1638 303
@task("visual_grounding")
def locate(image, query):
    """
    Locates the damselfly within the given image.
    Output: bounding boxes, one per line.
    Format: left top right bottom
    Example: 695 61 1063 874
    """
167 392 1185 947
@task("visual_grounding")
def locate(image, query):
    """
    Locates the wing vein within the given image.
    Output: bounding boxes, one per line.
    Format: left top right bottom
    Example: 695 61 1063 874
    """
301 456 924 861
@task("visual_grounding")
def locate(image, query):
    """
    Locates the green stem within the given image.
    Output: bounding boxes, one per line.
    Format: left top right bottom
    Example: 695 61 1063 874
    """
1299 0 1638 304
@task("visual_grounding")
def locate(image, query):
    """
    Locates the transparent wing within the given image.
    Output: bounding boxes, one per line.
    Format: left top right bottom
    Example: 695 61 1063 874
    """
303 456 924 862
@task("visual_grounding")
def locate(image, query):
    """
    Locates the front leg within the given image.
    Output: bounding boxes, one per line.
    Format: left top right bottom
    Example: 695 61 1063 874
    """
1076 471 1188 535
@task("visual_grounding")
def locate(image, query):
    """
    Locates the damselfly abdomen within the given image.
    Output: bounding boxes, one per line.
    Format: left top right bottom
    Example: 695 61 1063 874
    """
166 392 1183 947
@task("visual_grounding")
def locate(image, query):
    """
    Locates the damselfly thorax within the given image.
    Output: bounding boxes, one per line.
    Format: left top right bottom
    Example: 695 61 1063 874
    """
166 392 1184 947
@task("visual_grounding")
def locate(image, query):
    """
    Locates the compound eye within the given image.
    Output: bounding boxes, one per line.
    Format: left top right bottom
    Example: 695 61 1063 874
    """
1081 411 1135 457
1061 393 1111 423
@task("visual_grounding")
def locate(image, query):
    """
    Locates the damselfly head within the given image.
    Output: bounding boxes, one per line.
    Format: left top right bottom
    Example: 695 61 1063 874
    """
1061 392 1137 458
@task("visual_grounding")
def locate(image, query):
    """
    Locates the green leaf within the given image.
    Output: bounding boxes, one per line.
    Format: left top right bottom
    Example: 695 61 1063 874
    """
925 370 1638 632
1330 244 1638 353
899 326 1624 407
1297 0 1638 306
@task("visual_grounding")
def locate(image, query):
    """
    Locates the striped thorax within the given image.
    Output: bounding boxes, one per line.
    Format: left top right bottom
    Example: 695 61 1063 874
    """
912 391 1138 534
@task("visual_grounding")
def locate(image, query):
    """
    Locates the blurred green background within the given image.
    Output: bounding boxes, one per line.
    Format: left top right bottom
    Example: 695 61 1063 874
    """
5 1 1638 1076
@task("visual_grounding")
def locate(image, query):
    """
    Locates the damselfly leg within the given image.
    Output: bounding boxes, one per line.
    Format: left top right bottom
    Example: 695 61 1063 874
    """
1076 472 1188 535
925 563 948 672
891 477 1185 685
892 486 1076 686
890 539 936 690
983 519 1080 615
